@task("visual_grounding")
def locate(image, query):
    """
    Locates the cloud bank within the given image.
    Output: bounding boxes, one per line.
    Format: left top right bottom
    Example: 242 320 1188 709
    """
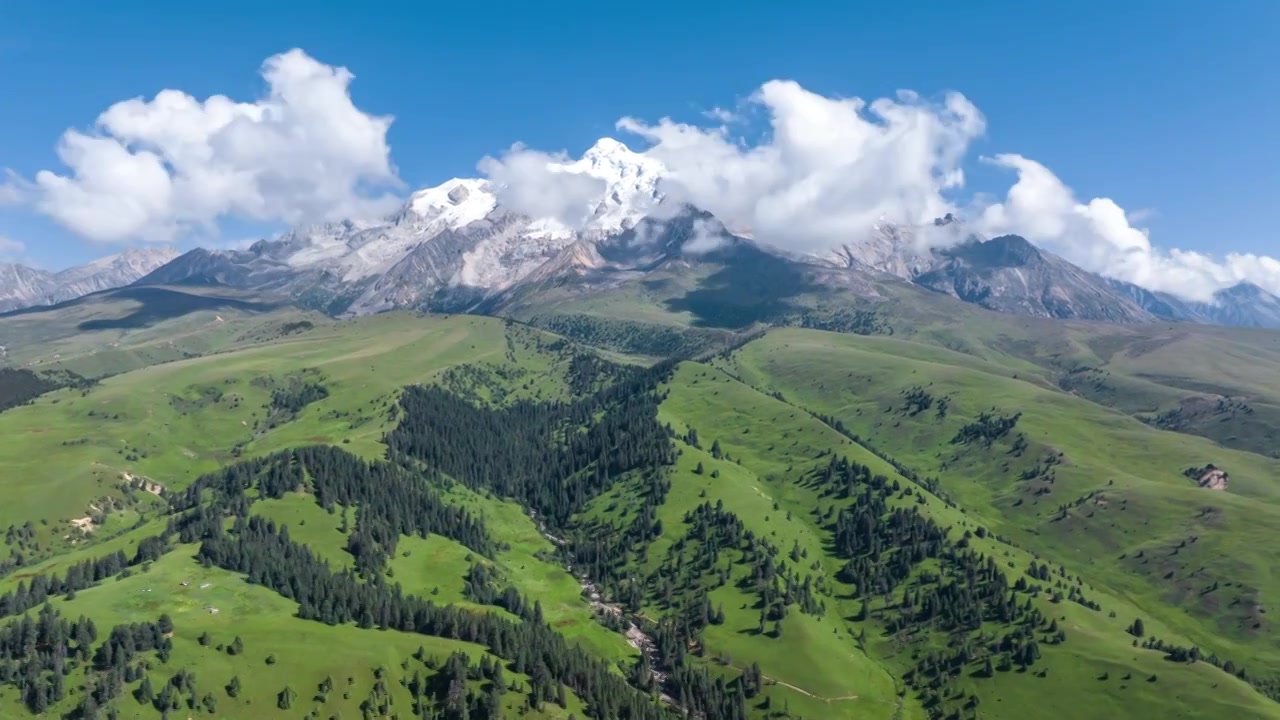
607 81 1279 301
6 50 1277 300
976 155 1275 301
617 81 985 253
476 144 607 229
3 49 400 243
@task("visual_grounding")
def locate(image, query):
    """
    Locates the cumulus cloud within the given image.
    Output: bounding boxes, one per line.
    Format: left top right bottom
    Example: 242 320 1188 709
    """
978 154 1280 301
477 144 607 229
615 81 985 253
5 49 400 243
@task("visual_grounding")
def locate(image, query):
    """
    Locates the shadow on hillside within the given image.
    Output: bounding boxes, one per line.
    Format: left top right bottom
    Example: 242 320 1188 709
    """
72 287 279 331
661 246 824 329
0 285 279 331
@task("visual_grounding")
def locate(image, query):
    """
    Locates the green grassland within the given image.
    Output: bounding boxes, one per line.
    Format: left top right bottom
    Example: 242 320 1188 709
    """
716 329 1280 699
644 360 1280 718
0 312 599 567
0 310 641 719
0 285 324 378
2 282 1280 719
0 548 586 720
521 263 1280 457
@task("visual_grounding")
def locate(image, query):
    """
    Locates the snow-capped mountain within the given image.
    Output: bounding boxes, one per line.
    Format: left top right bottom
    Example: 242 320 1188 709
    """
140 138 668 315
0 247 179 313
131 138 1280 330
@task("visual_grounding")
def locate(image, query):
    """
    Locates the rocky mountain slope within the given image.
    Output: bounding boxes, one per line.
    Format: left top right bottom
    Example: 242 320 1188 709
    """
0 247 178 313
128 137 1280 328
830 218 1280 327
140 139 667 315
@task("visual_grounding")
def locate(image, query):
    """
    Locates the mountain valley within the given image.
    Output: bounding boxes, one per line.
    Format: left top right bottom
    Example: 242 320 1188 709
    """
2 249 1280 717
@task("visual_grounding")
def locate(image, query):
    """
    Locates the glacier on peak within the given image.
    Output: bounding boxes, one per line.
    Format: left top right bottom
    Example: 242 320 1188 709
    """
266 137 667 290
407 178 497 223
136 137 684 316
546 137 667 235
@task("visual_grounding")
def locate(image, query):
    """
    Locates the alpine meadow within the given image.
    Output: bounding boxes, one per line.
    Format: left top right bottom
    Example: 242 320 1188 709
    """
3 11 1280 720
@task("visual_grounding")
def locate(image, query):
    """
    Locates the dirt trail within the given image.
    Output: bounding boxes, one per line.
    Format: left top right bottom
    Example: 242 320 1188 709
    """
722 662 859 702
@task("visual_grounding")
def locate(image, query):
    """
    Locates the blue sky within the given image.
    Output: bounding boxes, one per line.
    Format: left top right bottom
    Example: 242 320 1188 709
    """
1 0 1277 287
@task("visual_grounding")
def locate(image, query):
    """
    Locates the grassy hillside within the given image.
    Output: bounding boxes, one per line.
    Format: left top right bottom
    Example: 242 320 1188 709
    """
0 548 585 720
643 362 1275 718
0 310 658 719
717 329 1280 700
511 263 1280 458
1 291 1278 719
0 313 600 566
0 285 324 378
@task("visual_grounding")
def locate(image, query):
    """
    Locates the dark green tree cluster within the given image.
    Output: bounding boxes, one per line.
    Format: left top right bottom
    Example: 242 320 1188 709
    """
0 603 181 717
0 604 96 713
790 308 889 335
532 313 728 359
811 452 1062 715
901 386 935 416
565 469 672 614
408 650 535 719
1137 636 1279 701
172 445 494 575
647 501 823 623
387 364 677 527
268 379 329 415
0 550 129 620
950 411 1022 446
0 522 43 576
0 367 84 414
195 515 672 719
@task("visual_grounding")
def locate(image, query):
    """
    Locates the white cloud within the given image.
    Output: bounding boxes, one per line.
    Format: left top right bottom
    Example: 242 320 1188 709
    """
14 57 1277 302
476 144 607 229
0 176 23 206
701 107 739 124
683 216 731 255
978 154 1280 301
0 235 24 260
6 49 400 243
615 81 985 254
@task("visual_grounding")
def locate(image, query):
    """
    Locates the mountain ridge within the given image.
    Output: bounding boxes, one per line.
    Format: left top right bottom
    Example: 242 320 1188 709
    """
14 137 1280 328
0 247 178 313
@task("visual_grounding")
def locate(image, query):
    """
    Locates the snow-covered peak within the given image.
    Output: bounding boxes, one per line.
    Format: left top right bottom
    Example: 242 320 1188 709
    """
568 137 664 184
582 137 631 159
555 137 667 234
407 178 497 226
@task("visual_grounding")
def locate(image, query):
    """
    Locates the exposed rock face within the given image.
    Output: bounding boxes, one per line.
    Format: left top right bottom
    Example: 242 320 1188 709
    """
138 139 667 316
832 223 1163 323
1186 464 1229 491
122 140 1280 328
0 248 178 313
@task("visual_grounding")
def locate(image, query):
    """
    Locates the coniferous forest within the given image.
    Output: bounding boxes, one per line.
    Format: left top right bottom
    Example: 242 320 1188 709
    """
0 317 1277 720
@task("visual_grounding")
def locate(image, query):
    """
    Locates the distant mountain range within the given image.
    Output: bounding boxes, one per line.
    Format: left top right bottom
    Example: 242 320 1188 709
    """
828 218 1280 328
4 138 1279 330
0 248 178 313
